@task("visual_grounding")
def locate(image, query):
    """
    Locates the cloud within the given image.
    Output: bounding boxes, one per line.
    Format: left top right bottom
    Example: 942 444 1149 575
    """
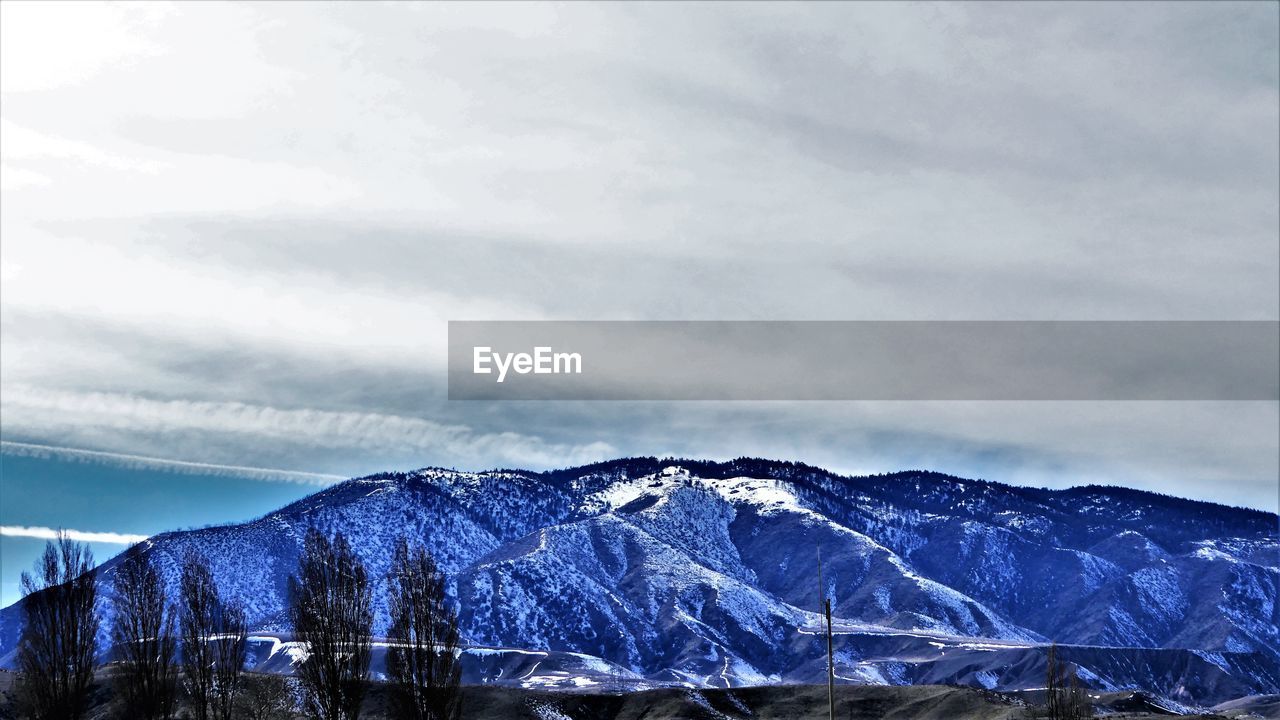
0 3 1275 516
0 2 169 93
0 440 346 486
0 386 617 471
1 525 149 545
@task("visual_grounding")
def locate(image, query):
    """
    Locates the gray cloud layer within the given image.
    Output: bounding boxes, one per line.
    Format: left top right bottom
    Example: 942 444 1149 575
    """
1 2 1276 510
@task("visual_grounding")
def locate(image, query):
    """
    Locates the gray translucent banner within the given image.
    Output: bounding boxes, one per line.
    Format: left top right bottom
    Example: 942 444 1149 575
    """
447 321 1279 401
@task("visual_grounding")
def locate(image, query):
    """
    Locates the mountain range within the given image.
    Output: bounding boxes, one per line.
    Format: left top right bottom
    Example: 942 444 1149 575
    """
1 457 1276 711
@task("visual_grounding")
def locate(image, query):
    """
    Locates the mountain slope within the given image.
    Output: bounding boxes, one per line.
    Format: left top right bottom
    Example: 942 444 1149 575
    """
1 457 1275 709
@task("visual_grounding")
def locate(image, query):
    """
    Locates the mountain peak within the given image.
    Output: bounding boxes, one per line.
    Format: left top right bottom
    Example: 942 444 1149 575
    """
7 456 1273 710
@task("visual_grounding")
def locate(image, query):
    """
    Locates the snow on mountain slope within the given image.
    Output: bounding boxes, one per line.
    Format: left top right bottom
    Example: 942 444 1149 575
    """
0 457 1275 708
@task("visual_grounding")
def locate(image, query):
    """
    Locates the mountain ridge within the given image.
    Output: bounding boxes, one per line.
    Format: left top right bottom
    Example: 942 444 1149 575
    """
1 456 1275 709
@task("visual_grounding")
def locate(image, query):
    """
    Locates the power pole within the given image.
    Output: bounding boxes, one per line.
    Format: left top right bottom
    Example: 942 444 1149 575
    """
818 547 835 720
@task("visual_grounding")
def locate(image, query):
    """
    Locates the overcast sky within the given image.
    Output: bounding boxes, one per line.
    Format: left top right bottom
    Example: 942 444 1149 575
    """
1 1 1277 603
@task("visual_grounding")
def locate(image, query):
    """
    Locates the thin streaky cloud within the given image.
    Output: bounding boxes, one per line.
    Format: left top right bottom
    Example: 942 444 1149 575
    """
0 386 617 469
0 525 149 545
0 440 346 486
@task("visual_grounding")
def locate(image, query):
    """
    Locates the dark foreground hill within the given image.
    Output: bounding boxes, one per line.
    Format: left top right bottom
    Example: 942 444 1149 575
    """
1 457 1276 711
5 675 1270 720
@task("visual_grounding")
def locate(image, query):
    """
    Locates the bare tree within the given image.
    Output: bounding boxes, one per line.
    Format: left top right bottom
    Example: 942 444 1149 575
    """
14 533 100 720
1045 643 1092 720
111 544 178 719
211 600 248 720
235 674 298 720
386 539 461 720
1066 671 1092 719
179 551 246 720
180 551 219 720
288 528 373 720
1045 643 1062 720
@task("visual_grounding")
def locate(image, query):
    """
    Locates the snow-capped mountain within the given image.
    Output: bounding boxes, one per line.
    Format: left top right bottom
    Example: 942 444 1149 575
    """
1 457 1276 708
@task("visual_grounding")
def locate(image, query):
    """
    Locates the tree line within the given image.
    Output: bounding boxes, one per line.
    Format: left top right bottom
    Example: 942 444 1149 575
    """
12 529 461 720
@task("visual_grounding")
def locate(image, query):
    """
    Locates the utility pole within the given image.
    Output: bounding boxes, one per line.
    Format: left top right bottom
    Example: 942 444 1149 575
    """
818 547 834 720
